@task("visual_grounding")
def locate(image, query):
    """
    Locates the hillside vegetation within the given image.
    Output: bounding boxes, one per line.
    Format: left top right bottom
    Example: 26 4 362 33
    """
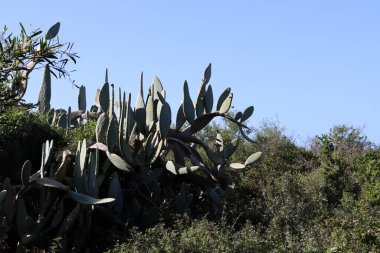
0 23 378 252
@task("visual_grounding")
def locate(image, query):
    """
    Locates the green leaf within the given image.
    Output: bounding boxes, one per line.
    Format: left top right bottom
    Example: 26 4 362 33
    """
69 191 114 205
38 64 51 113
176 102 186 130
216 88 231 111
152 76 163 99
31 30 43 38
96 113 109 143
78 85 86 112
230 163 246 170
146 89 154 125
21 160 32 186
218 93 233 114
183 81 195 125
203 63 212 85
196 81 207 117
204 85 213 113
107 117 117 151
45 22 60 40
187 112 220 135
244 152 262 166
19 22 26 34
241 106 254 122
99 83 110 113
159 102 171 139
88 149 99 198
106 152 134 172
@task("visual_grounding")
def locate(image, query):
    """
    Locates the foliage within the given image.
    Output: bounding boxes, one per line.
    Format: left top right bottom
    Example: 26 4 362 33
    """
110 219 266 253
0 106 65 183
1 23 379 253
110 123 380 253
0 62 261 252
0 22 78 109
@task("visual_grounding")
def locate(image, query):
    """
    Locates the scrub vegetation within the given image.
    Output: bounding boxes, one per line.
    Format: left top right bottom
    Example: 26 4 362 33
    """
0 23 378 253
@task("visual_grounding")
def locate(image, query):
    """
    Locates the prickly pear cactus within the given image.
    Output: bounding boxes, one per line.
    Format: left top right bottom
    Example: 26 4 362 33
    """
1 64 261 251
91 63 261 214
38 64 51 113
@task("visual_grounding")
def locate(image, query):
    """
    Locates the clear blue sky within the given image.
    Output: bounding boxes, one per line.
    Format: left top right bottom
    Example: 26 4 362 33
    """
2 1 380 145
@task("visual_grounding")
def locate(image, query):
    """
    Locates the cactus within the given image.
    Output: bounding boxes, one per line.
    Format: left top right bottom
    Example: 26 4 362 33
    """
0 140 116 251
78 85 86 112
0 63 262 251
87 63 261 214
38 64 51 113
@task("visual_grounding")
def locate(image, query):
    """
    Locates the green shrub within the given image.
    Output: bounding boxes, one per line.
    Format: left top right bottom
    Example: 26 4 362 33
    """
0 107 65 182
110 219 266 253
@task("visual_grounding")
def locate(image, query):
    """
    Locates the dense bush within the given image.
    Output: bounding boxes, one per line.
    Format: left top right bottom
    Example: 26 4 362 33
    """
0 107 65 183
110 122 380 253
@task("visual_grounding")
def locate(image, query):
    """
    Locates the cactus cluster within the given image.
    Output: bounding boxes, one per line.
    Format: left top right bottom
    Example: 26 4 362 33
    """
1 64 261 251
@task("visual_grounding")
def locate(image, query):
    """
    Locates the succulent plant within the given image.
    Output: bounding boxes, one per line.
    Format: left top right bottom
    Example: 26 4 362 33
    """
89 63 261 214
0 63 261 251
38 64 51 113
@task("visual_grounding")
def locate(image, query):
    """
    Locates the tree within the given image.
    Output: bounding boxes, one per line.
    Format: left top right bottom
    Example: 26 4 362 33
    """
0 22 78 109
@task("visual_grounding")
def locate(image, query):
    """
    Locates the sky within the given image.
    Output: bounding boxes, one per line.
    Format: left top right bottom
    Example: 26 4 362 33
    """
2 1 380 145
